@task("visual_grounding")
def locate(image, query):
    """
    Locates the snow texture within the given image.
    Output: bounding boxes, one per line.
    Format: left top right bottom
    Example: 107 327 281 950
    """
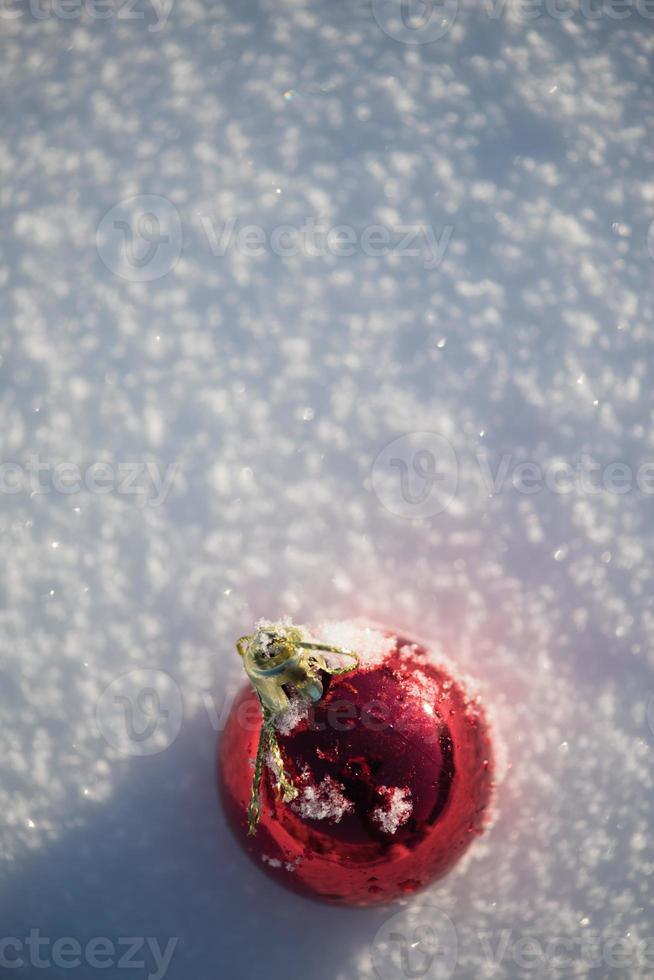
274 692 310 736
1 2 654 979
292 772 355 823
371 785 413 835
315 619 396 668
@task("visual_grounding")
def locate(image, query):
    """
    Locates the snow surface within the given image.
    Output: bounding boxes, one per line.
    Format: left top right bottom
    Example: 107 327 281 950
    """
1 3 654 979
315 619 396 667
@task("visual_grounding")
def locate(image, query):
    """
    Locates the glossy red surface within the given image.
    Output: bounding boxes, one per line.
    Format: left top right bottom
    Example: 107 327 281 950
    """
219 629 494 905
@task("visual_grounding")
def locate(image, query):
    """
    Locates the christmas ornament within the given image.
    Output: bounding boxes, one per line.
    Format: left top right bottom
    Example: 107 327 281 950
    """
219 619 495 906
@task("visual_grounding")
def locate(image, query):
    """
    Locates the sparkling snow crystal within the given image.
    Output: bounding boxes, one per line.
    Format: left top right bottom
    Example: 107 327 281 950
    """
313 621 395 669
371 786 413 835
292 774 354 823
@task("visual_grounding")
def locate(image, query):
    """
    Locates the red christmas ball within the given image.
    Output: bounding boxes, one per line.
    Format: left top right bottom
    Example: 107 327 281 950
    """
219 622 494 906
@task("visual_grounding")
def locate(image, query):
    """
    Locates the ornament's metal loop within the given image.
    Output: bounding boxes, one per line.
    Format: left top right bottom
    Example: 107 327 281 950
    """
299 642 359 674
237 623 359 834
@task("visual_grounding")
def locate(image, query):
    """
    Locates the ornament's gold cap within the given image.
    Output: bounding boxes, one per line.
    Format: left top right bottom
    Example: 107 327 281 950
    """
236 620 359 834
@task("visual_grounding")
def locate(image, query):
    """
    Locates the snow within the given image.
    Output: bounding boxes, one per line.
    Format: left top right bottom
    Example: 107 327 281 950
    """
313 620 396 668
371 786 413 835
291 772 354 824
1 3 653 980
274 693 310 736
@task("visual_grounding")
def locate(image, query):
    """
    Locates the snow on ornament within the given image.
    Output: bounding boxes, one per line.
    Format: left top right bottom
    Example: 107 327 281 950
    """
219 619 495 905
